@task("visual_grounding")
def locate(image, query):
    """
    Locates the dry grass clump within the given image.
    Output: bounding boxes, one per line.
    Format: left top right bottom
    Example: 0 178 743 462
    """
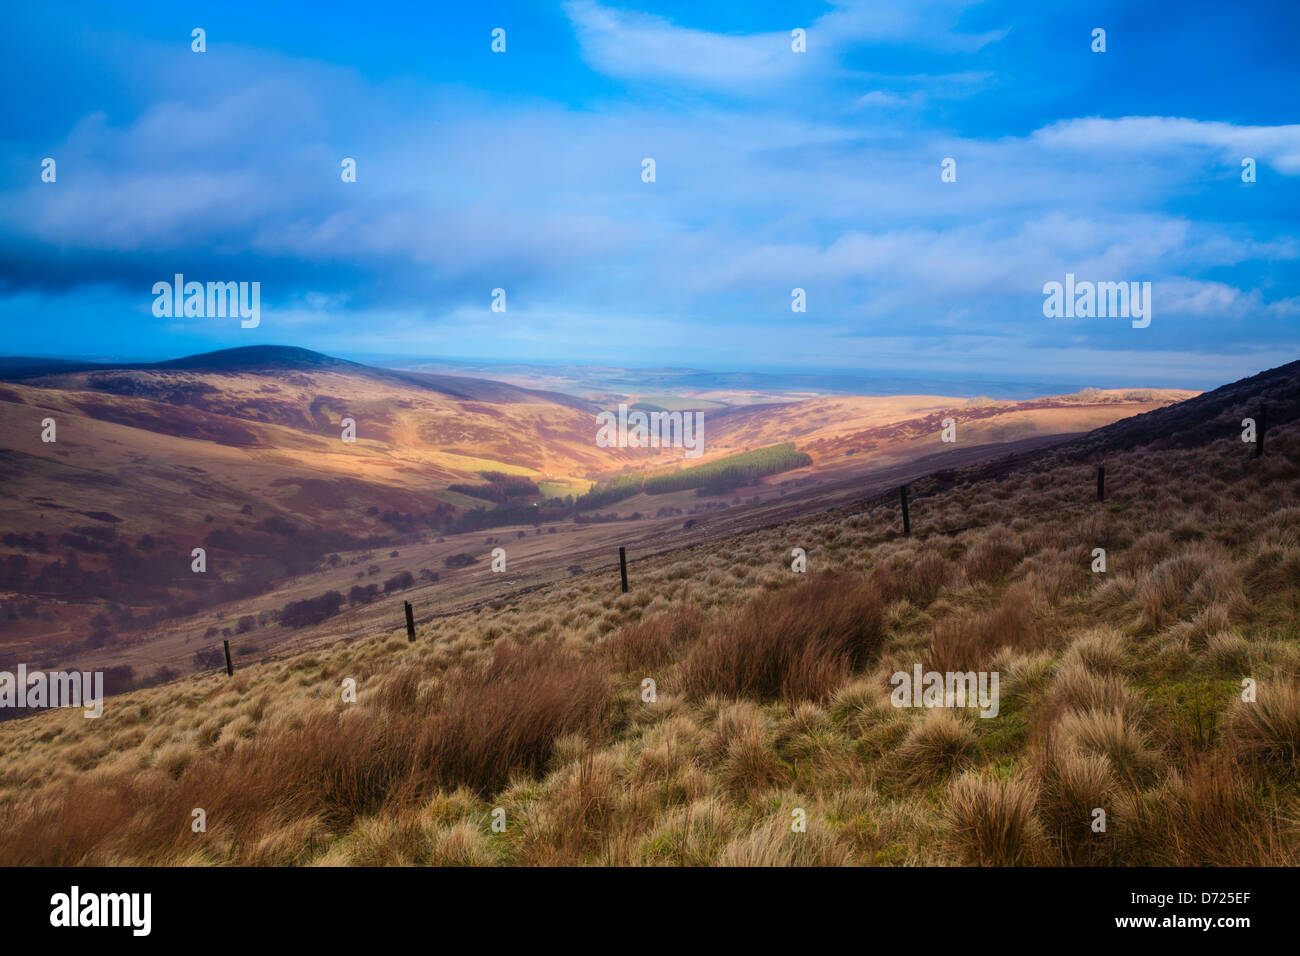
1127 531 1175 575
1035 743 1115 858
1206 631 1251 672
425 641 614 795
1164 604 1230 649
681 575 886 703
877 549 953 606
1228 680 1300 773
716 802 854 866
515 752 626 864
1089 570 1137 616
892 710 977 786
698 706 788 799
827 677 900 738
944 771 1043 865
1136 552 1212 629
705 701 768 762
992 649 1055 709
422 820 498 866
1049 659 1143 719
637 797 734 865
718 722 788 797
964 526 1025 583
1244 541 1300 595
1062 627 1127 675
604 605 704 673
1056 708 1158 784
928 585 1039 672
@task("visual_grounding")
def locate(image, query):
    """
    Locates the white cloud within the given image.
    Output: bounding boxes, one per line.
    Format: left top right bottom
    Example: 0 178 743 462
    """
563 1 799 91
1033 116 1300 175
563 0 1007 92
2 37 1296 371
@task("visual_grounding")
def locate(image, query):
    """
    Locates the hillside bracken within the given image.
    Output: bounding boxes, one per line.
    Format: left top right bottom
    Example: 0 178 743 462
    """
0 414 1297 866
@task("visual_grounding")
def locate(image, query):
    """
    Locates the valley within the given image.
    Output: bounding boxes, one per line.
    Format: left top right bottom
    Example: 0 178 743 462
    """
0 346 1193 689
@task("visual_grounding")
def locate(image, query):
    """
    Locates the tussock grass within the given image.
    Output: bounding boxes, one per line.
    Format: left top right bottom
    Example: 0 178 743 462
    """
1056 708 1158 785
716 802 853 866
1229 680 1300 773
1035 742 1115 860
944 771 1043 865
426 641 613 795
1 418 1298 865
929 585 1040 672
1137 552 1212 630
892 710 977 786
605 605 704 673
680 575 886 703
1063 627 1127 675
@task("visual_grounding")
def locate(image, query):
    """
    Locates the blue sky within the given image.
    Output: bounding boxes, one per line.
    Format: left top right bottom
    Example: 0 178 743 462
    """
1 0 1297 388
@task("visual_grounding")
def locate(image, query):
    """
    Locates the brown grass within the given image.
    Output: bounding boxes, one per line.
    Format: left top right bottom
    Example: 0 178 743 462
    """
605 605 704 673
680 575 886 703
1056 708 1158 785
426 641 613 795
1136 552 1212 629
1117 755 1298 866
945 771 1043 865
1035 743 1115 861
1228 680 1300 773
1 414 1297 866
0 640 611 863
928 584 1040 672
892 710 977 786
964 527 1024 583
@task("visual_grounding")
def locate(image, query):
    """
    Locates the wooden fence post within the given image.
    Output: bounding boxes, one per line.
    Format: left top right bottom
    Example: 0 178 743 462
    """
900 485 910 536
404 600 416 641
223 639 233 677
619 546 629 593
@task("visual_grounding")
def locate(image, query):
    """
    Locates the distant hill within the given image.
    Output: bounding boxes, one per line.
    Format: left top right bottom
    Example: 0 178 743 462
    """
0 345 596 412
1061 358 1299 457
0 345 1206 661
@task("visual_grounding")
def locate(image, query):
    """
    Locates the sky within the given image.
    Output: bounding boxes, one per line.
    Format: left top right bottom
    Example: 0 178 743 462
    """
1 0 1297 388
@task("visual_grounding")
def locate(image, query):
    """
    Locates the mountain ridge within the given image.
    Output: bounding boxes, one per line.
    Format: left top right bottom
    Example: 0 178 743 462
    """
0 345 598 413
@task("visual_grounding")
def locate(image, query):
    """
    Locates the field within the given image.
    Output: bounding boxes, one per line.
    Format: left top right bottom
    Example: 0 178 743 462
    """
0 361 1294 866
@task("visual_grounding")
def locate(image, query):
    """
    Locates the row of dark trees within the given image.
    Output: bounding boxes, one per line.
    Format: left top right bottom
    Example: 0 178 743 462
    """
448 472 541 504
446 443 811 533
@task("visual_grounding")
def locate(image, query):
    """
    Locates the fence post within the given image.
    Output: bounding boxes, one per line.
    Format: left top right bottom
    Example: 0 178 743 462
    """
1097 465 1105 503
1256 403 1266 458
222 639 233 677
900 485 910 536
619 546 629 593
404 600 416 641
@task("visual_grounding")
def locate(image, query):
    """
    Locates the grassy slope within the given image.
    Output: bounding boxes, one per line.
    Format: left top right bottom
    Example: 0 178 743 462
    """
0 384 1296 865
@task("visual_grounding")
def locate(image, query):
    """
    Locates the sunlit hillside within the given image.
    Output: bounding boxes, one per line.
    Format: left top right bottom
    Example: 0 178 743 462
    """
0 346 1190 669
0 361 1292 866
